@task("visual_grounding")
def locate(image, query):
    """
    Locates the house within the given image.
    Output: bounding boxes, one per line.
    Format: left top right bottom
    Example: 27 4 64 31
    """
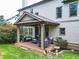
6 14 19 24
15 0 79 50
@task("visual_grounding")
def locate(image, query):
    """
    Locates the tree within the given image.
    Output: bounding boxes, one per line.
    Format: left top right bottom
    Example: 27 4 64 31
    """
0 15 6 26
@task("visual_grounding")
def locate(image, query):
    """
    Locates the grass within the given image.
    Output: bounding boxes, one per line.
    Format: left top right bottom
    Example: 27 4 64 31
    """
0 44 79 59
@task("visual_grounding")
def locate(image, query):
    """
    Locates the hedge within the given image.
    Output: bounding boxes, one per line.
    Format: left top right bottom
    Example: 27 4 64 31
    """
0 25 17 44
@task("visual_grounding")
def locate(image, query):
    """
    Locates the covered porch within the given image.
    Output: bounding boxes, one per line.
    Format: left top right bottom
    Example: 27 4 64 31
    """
15 12 59 51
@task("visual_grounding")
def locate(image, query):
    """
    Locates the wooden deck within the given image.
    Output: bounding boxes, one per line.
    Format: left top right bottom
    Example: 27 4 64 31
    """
68 43 79 51
16 42 46 54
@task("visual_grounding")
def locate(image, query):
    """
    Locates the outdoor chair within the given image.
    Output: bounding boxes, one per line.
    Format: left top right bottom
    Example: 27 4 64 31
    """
32 38 38 44
23 36 32 42
44 38 49 48
48 37 54 44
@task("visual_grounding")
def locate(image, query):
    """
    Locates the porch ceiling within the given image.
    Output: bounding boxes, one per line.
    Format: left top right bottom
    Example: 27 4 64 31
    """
15 12 60 25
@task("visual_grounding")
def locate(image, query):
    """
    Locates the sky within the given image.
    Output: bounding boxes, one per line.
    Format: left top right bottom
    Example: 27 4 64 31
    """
0 0 41 19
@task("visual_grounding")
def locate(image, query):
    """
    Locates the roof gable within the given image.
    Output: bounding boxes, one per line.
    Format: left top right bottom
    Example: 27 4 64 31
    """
15 12 59 25
15 12 40 24
20 15 34 22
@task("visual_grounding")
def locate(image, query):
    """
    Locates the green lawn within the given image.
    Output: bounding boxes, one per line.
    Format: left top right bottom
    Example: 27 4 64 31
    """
0 44 79 59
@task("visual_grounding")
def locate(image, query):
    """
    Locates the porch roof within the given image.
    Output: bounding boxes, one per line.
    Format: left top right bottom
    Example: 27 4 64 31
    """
15 12 60 25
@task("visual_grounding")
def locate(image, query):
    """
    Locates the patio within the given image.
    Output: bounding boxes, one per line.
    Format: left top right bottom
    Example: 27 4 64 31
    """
17 42 46 54
16 41 60 55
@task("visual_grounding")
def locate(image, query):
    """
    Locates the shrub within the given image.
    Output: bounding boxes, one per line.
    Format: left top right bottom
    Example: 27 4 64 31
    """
56 37 68 49
0 25 17 43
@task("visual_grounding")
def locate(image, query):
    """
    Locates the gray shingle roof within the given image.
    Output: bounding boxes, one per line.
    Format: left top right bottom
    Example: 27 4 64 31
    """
18 0 52 11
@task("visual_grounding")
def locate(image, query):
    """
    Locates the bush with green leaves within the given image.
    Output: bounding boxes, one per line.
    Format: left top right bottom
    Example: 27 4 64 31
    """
0 25 17 43
56 37 68 49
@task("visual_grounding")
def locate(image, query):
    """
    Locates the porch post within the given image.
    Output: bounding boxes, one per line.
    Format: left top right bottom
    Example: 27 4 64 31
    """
41 24 45 49
17 25 20 43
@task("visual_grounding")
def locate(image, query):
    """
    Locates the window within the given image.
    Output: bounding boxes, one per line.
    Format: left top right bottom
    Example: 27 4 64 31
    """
30 8 33 13
56 7 62 18
69 3 77 16
35 12 39 15
29 28 33 35
23 26 35 37
60 28 65 35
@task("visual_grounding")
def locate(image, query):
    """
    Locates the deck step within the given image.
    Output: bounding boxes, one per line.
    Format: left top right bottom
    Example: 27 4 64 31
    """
20 47 28 50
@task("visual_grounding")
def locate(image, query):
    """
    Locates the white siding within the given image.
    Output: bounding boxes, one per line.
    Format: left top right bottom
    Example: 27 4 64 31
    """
49 22 79 44
60 21 79 44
